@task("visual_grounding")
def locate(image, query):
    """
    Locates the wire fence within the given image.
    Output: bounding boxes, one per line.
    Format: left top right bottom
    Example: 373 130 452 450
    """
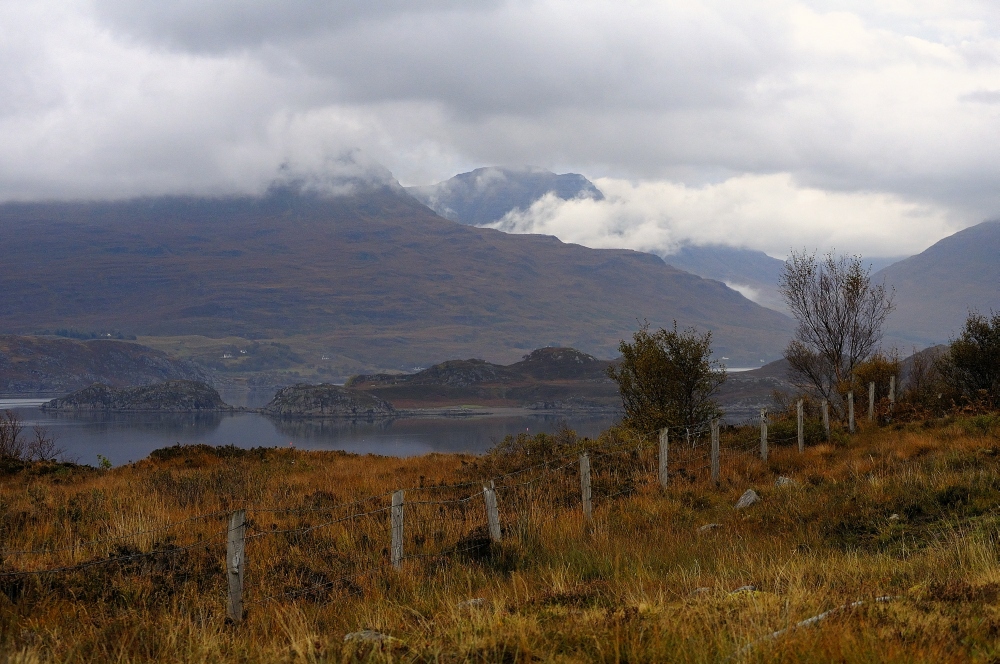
0 400 841 620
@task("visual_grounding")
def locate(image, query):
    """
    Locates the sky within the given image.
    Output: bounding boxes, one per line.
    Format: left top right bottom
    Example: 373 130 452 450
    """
2 0 1000 258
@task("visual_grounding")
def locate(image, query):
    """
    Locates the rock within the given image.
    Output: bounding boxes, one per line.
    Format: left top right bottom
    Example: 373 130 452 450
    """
730 585 757 594
889 513 900 521
734 489 760 510
261 384 395 419
774 476 798 488
344 630 393 643
42 380 231 412
698 523 722 533
690 587 711 596
457 598 486 609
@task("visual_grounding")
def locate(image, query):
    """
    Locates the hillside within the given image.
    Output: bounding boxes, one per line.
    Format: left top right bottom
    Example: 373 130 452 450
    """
406 166 603 225
0 184 792 373
877 220 1000 348
0 335 208 393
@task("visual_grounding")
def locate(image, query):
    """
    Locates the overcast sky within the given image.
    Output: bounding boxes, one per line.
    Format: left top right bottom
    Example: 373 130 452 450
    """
2 0 999 257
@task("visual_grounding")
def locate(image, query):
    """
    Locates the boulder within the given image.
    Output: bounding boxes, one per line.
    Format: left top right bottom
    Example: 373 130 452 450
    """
734 489 761 510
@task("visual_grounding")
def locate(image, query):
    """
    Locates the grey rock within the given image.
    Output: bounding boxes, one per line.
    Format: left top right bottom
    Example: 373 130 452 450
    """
344 630 393 643
774 476 798 488
734 489 761 510
262 383 395 419
690 587 711 596
730 585 757 594
457 598 486 609
698 523 722 533
888 513 900 521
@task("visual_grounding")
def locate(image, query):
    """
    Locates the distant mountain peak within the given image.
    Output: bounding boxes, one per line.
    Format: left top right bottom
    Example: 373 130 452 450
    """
406 166 603 226
270 150 403 198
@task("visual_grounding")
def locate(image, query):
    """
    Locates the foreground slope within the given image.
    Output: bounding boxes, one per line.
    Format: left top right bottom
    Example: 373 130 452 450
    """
877 220 1000 348
0 185 791 369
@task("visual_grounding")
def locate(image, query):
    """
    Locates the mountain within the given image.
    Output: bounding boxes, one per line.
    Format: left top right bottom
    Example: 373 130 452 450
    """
876 220 1000 349
662 245 788 312
406 166 603 225
0 335 208 393
0 183 792 374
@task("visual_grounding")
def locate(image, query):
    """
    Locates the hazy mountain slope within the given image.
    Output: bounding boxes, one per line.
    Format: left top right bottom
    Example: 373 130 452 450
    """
663 245 788 312
406 166 603 225
0 185 792 369
877 220 1000 348
0 336 208 393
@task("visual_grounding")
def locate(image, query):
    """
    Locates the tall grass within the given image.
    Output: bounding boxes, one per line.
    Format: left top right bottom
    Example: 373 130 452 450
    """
1 419 1000 662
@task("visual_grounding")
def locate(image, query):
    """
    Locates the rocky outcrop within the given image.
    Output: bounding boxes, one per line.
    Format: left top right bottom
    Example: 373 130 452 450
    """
261 384 395 419
42 380 231 412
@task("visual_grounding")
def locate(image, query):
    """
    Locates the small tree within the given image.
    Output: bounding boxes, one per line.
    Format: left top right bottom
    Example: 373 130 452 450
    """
607 322 726 432
780 251 894 414
938 310 1000 407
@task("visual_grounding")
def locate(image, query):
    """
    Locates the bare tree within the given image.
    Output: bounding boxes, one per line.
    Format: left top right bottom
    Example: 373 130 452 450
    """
780 252 894 413
0 410 25 461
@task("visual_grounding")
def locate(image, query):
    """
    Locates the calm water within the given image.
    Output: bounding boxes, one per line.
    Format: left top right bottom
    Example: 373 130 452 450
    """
0 394 620 467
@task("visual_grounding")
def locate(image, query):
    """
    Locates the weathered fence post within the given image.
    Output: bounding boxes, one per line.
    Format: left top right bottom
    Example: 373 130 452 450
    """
797 399 804 453
868 382 875 422
822 399 830 441
710 419 720 485
848 392 855 433
889 376 896 409
483 482 501 542
391 490 404 569
580 454 592 525
759 408 768 462
658 428 669 489
226 509 246 623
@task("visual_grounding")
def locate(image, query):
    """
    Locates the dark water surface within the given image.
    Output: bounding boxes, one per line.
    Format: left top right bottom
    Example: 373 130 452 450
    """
0 395 620 467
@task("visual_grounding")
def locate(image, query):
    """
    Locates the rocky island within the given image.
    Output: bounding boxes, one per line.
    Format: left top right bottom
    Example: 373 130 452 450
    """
41 380 233 412
260 383 395 419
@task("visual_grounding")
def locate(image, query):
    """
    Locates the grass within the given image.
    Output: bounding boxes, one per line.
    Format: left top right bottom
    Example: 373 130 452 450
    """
3 417 1000 662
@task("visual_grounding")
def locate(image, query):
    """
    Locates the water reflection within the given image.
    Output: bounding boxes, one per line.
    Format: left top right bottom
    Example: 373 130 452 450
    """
0 399 620 467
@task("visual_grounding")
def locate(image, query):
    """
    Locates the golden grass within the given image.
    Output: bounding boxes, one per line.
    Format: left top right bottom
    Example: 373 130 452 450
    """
3 416 1000 662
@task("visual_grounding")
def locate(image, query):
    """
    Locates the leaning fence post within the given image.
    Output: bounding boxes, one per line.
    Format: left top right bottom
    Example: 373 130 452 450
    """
868 382 875 422
889 376 896 409
483 482 501 542
710 419 720 485
822 399 830 441
759 409 768 462
226 509 246 623
391 490 404 569
797 399 804 453
848 392 855 433
580 453 592 525
658 428 669 489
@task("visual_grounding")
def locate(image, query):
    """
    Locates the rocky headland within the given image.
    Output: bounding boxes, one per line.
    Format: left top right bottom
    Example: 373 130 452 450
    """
41 380 233 412
260 384 395 419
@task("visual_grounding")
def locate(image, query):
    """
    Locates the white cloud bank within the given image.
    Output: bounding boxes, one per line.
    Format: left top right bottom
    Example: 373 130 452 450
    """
490 174 963 258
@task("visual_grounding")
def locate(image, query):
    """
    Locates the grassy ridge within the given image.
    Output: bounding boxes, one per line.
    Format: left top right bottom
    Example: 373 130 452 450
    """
3 417 1000 662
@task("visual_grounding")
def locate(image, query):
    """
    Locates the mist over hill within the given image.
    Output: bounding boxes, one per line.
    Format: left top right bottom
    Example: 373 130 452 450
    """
0 182 792 372
406 166 603 225
877 220 1000 349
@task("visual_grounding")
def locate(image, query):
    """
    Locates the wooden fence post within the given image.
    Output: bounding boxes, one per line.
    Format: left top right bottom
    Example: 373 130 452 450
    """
822 399 830 441
848 392 855 433
226 509 246 623
889 376 896 409
868 382 875 422
759 409 768 462
710 419 720 485
797 399 804 453
658 428 669 489
391 490 404 570
580 454 592 525
483 482 501 542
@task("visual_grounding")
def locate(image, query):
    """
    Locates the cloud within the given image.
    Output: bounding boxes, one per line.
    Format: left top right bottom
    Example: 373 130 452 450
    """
0 0 999 254
489 174 965 258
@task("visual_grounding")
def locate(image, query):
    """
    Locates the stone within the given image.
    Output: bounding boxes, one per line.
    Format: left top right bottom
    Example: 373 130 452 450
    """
457 598 486 609
774 476 798 488
730 585 757 594
690 587 711 596
734 489 760 510
698 523 722 533
344 630 393 643
888 513 900 521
